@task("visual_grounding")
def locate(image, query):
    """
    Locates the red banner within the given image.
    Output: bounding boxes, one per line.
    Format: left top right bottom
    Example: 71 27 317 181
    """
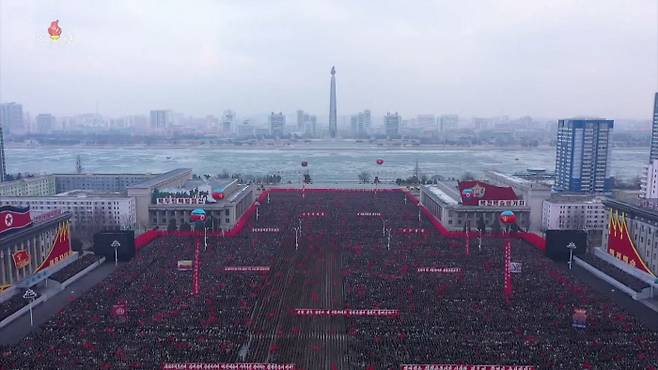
504 240 512 302
35 222 72 272
12 250 31 269
401 366 535 370
607 210 655 276
224 266 270 272
162 364 295 370
301 211 326 217
0 206 32 236
192 240 200 295
417 267 462 273
399 228 426 234
294 308 399 317
251 227 279 233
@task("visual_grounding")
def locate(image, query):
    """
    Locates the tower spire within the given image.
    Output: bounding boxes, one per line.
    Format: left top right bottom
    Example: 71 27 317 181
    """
329 66 337 138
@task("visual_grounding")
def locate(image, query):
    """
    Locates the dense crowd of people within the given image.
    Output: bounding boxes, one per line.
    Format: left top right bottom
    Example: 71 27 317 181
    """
0 292 40 323
0 189 657 369
578 253 650 292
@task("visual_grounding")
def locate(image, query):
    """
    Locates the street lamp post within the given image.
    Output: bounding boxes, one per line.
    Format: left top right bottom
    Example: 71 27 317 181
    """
382 218 387 237
386 227 392 251
255 201 261 221
110 240 121 266
567 242 577 270
294 226 300 251
417 202 423 224
23 289 37 327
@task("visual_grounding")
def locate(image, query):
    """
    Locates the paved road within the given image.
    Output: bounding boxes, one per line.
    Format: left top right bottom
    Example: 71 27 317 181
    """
571 263 658 330
0 262 117 346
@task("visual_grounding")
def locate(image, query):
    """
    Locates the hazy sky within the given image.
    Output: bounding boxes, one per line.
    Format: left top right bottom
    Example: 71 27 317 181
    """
0 0 656 119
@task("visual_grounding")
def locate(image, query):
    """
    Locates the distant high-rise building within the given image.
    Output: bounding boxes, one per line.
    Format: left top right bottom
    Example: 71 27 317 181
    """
35 113 56 133
416 114 436 128
269 112 286 138
297 110 305 131
222 110 235 135
350 110 371 138
304 115 317 138
329 66 337 138
0 102 24 133
150 110 172 130
384 112 401 138
554 119 613 193
439 114 459 132
650 93 658 161
0 125 5 182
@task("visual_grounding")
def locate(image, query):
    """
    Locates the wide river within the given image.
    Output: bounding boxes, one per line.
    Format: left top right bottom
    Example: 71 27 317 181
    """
5 144 648 183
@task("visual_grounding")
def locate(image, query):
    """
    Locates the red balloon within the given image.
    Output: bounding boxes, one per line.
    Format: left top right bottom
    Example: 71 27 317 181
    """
212 192 225 201
499 211 516 225
376 159 384 165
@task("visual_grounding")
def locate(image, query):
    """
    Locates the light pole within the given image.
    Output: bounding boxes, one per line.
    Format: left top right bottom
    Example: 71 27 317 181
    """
386 227 392 251
111 240 120 266
417 202 423 225
255 201 261 221
293 226 300 251
382 218 387 237
267 192 270 204
23 289 37 327
404 194 407 205
567 242 577 270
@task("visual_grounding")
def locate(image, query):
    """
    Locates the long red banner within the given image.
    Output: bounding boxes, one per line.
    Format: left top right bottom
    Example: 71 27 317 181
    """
224 266 270 272
417 267 462 273
192 240 200 296
504 240 512 302
294 308 399 317
401 365 535 370
162 364 296 370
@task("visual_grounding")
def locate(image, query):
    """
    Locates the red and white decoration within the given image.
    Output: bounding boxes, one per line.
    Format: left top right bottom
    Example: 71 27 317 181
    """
224 266 270 272
192 240 201 295
399 228 426 234
417 267 462 273
301 212 326 217
252 227 280 233
503 240 512 302
356 212 382 216
177 260 193 271
401 365 535 370
294 308 399 317
161 364 296 370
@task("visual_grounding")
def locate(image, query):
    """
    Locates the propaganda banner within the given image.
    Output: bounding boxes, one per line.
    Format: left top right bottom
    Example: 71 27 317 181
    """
503 240 512 300
162 364 296 370
224 266 270 272
572 308 587 329
510 262 522 273
252 228 280 233
417 267 462 273
294 308 399 317
111 303 128 317
356 212 382 216
401 365 536 370
177 260 193 271
12 250 31 269
35 222 72 273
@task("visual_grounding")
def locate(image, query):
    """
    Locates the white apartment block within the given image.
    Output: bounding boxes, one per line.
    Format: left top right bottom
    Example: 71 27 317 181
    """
0 176 56 197
542 195 606 231
641 159 658 199
0 192 136 230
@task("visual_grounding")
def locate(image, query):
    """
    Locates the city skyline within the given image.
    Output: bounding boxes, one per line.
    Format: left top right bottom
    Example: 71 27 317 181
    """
0 1 657 119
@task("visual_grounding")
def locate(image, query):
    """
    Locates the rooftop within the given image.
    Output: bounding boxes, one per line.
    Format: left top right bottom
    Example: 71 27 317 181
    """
424 184 459 205
126 168 192 189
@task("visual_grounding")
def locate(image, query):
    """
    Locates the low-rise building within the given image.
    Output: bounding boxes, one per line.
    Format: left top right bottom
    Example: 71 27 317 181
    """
0 192 136 231
541 194 606 231
486 170 552 231
147 178 254 231
54 173 155 194
0 176 56 197
420 180 530 231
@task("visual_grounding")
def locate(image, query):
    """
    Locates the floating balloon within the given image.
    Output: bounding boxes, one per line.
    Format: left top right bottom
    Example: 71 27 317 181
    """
462 188 474 199
376 159 384 165
191 208 206 222
48 20 62 40
499 210 516 225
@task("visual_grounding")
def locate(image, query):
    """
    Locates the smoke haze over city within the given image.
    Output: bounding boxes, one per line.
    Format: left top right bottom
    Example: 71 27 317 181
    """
1 0 656 118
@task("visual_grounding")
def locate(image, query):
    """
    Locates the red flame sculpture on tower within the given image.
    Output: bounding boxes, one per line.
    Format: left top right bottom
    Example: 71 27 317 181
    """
48 20 62 40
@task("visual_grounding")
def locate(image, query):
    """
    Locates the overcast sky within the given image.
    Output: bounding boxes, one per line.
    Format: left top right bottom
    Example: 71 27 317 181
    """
0 0 656 119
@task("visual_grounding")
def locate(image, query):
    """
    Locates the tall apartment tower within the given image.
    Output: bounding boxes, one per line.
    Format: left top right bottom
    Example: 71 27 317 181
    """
328 66 337 138
554 119 613 193
0 125 5 182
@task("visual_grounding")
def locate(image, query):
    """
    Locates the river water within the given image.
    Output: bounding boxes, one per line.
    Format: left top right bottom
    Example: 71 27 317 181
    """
5 144 648 183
